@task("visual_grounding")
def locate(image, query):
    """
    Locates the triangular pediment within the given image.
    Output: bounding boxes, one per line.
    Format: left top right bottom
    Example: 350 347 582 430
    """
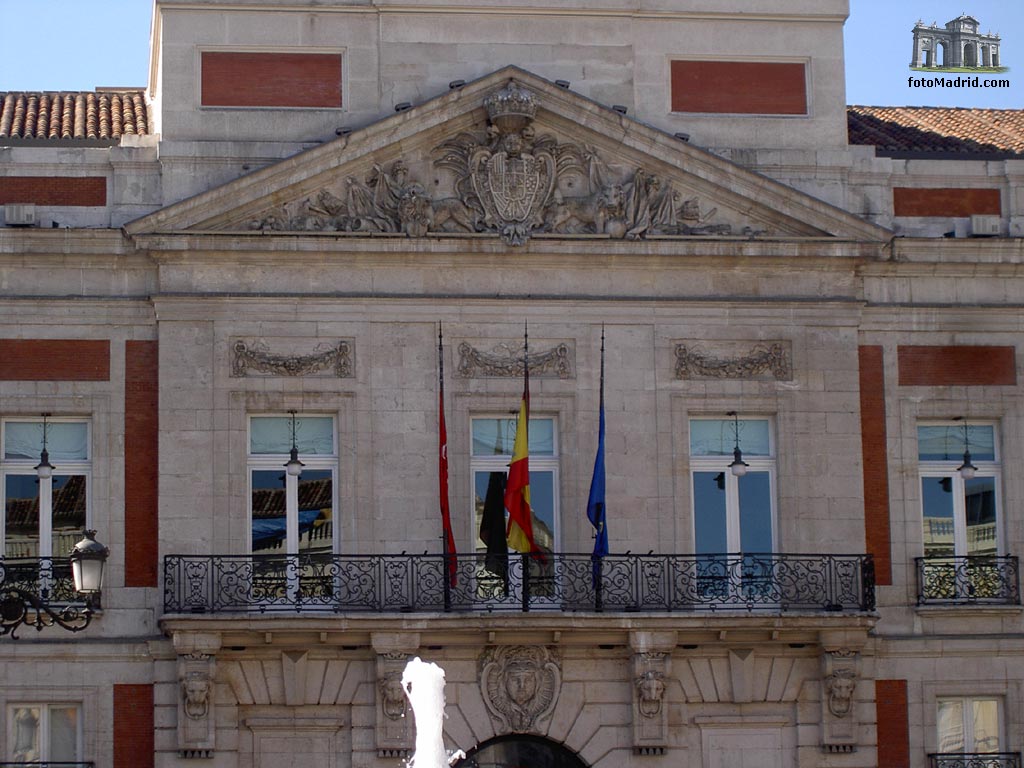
125 67 890 244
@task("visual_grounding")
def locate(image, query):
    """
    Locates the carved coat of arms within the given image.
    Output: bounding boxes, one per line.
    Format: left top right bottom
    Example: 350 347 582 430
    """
470 133 555 243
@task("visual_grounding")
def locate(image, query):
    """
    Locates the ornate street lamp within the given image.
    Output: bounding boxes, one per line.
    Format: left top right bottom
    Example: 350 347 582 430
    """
0 530 109 639
726 411 749 477
955 417 978 480
284 410 304 478
33 412 55 479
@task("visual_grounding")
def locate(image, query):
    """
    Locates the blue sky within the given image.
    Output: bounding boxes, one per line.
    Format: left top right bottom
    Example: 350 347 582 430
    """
0 0 1019 108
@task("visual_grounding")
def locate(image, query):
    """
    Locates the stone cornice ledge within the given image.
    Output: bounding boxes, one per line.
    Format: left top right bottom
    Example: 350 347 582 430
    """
131 231 883 261
161 612 877 649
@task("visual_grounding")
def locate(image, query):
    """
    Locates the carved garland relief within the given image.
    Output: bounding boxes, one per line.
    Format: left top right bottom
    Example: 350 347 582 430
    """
231 339 354 378
674 341 792 381
247 81 772 245
457 340 574 379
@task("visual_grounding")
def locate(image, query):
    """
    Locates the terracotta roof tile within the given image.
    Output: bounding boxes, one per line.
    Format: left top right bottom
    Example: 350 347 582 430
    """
848 105 1024 157
0 90 148 141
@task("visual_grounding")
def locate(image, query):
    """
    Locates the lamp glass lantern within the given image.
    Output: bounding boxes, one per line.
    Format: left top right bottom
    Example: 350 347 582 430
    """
70 529 109 596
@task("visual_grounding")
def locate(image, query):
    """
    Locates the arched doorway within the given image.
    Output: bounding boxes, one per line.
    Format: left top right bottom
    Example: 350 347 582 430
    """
454 734 590 768
964 42 977 67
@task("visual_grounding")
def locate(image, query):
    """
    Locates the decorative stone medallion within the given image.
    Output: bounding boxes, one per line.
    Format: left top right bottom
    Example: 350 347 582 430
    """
480 645 561 732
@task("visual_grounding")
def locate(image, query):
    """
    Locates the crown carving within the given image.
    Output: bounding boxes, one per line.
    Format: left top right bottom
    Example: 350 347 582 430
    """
485 82 537 132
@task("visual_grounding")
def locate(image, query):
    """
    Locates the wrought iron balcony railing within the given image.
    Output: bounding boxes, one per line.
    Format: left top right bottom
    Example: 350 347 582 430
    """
164 551 875 614
915 556 1020 605
0 557 81 603
929 753 1022 768
0 763 95 767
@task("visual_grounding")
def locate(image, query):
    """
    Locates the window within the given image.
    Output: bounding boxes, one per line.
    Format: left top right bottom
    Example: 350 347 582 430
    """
690 417 776 602
918 423 1001 560
248 415 337 557
470 415 558 601
690 417 775 555
6 704 82 762
937 697 1002 754
918 423 1006 602
471 416 558 556
1 419 90 561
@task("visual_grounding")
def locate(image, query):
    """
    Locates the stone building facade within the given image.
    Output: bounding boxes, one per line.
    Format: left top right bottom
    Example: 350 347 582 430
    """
1 2 1023 767
911 15 1002 69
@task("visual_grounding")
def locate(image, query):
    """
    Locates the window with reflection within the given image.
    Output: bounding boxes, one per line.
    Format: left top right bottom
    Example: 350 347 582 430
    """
1 419 90 562
918 423 1001 559
937 696 1002 754
690 417 776 600
471 417 558 597
6 704 81 763
690 417 775 554
248 415 336 558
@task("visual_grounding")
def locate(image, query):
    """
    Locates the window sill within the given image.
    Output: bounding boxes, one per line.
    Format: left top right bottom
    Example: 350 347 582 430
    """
915 603 1022 617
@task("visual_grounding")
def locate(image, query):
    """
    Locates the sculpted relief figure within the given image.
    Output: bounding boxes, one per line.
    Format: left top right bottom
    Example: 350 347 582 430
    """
636 670 667 717
825 669 857 717
182 672 211 720
481 645 561 732
379 674 408 720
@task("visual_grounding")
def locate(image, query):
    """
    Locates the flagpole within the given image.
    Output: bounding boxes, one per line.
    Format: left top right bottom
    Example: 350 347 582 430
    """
438 323 456 597
587 324 608 607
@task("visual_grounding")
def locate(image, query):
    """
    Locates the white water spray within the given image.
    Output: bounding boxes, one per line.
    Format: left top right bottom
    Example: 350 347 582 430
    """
401 656 465 768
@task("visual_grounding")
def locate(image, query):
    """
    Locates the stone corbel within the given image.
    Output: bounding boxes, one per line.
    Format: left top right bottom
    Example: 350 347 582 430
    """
372 633 420 758
629 632 675 755
820 647 860 753
178 652 216 758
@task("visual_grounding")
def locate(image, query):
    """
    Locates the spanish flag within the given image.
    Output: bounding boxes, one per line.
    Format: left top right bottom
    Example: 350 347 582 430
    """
504 349 538 555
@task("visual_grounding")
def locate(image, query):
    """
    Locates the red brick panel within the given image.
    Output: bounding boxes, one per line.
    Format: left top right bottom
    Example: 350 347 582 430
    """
125 341 159 588
670 60 807 115
0 176 106 206
114 684 154 768
0 339 110 380
876 679 910 768
201 51 342 108
898 345 1016 386
893 187 1001 217
859 346 892 585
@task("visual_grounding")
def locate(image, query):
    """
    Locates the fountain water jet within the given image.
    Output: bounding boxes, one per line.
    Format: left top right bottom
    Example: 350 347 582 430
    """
401 656 465 768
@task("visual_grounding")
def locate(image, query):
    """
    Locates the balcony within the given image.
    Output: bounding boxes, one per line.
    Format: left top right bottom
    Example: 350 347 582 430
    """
0 764 95 767
915 556 1020 605
0 557 81 603
164 552 875 614
929 754 1022 768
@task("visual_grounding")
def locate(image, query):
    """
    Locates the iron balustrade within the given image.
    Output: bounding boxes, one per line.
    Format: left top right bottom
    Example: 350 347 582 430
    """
0 763 95 767
915 556 1020 605
164 552 875 614
0 558 80 603
929 754 1022 768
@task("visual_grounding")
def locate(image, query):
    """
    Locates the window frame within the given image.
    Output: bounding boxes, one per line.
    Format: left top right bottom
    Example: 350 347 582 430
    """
5 702 83 763
918 420 1003 558
0 417 92 561
689 415 777 554
935 695 1004 754
246 414 339 557
470 414 560 554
